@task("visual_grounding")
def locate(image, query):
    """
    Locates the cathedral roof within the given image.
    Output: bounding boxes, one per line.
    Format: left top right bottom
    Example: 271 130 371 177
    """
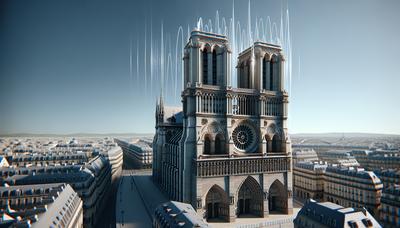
166 129 183 145
164 106 183 124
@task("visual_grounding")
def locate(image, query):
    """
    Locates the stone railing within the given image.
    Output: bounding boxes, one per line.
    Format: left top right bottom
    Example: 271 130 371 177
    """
195 156 291 177
193 87 287 117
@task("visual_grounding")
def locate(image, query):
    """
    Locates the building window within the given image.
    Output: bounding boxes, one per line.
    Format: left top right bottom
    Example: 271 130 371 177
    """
212 50 217 85
262 57 268 90
215 133 226 154
269 57 274 90
202 49 208 84
204 135 212 155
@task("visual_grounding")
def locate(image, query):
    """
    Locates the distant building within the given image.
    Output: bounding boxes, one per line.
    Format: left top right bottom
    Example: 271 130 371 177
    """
292 149 319 164
324 166 382 217
293 162 383 217
373 169 400 188
154 201 210 228
115 139 152 169
364 154 400 170
0 138 123 228
0 183 83 228
101 141 123 187
293 162 327 202
2 156 110 227
380 185 400 227
317 150 360 167
351 149 400 170
10 152 88 167
350 150 372 168
294 199 381 228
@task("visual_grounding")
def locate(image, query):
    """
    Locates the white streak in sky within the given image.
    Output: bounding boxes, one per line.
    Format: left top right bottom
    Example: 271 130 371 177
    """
130 0 294 108
129 34 133 94
144 23 147 96
136 38 139 85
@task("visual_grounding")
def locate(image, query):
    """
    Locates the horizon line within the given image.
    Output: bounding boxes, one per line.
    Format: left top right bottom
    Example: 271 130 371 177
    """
1 131 400 137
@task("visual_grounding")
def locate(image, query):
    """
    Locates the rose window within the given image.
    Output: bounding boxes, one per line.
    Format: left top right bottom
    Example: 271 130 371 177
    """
232 124 256 151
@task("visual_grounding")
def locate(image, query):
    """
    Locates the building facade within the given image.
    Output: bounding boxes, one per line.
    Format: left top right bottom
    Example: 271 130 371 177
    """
293 162 326 202
373 169 400 188
380 185 400 227
292 149 319 164
115 139 152 169
324 166 382 217
0 183 83 228
0 138 122 228
317 150 360 167
293 162 383 218
153 30 293 222
351 149 400 170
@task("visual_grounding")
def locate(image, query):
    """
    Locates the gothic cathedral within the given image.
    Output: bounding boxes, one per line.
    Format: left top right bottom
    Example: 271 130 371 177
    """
153 30 293 222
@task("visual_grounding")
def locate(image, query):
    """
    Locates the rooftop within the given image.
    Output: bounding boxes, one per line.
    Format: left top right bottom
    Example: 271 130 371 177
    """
294 199 381 228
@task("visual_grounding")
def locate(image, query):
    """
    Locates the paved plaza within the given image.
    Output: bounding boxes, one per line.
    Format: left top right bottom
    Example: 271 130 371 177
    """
116 169 301 228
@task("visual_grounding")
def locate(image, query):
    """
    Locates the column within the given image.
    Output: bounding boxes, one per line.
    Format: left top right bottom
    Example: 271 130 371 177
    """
184 53 189 88
222 51 227 86
279 57 285 91
217 51 223 86
249 58 254 89
199 49 203 85
258 56 263 91
265 59 270 90
190 45 200 85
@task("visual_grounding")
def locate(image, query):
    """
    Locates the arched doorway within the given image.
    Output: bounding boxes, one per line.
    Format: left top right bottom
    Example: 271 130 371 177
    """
205 185 229 222
268 180 287 214
215 133 225 154
237 177 263 217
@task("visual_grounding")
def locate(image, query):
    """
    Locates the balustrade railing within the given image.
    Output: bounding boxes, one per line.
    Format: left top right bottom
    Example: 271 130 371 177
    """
195 89 285 117
195 156 291 177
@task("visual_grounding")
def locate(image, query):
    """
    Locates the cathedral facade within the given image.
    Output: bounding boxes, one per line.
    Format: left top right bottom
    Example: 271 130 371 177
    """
153 30 293 222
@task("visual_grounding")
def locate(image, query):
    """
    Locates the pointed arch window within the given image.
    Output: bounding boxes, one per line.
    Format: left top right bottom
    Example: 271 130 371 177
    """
272 134 282 152
215 133 226 154
262 57 267 90
212 49 217 85
202 49 208 84
270 57 274 91
204 135 211 155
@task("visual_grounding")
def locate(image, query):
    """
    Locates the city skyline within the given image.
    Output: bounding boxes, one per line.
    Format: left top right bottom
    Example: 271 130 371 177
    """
1 0 399 135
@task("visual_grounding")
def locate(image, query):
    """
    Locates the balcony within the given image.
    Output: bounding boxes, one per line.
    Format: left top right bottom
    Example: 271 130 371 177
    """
194 155 291 177
192 87 287 117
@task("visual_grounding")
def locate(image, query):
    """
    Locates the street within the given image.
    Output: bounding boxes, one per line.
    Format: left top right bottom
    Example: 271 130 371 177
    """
116 170 152 228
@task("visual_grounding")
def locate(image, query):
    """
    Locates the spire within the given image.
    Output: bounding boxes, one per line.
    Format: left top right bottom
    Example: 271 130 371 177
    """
159 94 164 113
156 95 164 126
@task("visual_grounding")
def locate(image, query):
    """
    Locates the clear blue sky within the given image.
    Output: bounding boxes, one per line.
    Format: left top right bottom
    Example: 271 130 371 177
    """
0 0 399 134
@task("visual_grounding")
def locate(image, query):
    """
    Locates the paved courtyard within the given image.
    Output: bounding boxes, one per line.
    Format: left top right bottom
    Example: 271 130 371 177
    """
116 169 300 228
